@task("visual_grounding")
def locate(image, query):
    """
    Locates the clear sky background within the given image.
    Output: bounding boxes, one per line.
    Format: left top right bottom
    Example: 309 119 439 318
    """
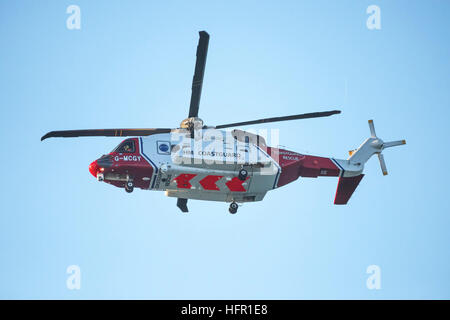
0 0 449 299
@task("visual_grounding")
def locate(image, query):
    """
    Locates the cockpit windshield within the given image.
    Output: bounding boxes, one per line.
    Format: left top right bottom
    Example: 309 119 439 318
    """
113 139 135 153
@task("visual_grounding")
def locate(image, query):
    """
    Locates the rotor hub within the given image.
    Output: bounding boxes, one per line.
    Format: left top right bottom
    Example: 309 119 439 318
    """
180 117 204 130
371 138 384 150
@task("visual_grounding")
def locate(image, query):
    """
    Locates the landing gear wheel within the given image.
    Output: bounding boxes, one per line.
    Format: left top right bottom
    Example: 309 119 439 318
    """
125 181 134 193
238 168 248 181
229 202 238 214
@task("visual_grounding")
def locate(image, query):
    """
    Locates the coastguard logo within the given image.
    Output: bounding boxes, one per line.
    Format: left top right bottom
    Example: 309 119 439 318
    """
159 144 169 152
157 141 171 155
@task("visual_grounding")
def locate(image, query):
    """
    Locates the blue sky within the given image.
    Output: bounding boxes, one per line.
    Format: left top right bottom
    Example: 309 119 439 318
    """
0 0 449 299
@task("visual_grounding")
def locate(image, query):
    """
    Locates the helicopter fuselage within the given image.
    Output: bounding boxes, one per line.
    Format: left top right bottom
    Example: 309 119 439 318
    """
88 129 342 204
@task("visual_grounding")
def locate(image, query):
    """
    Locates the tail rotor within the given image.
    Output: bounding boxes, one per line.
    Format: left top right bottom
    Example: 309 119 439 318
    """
334 119 406 205
366 120 406 176
348 120 406 175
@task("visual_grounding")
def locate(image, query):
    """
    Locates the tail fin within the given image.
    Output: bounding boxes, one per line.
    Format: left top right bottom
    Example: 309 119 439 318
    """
334 174 364 204
333 120 406 204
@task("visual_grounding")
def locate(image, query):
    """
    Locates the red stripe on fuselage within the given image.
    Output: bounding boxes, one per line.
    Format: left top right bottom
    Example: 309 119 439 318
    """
173 174 197 189
266 147 340 187
199 175 223 191
225 177 249 192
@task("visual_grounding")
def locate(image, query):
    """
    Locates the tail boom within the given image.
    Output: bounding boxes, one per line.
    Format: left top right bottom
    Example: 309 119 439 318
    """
267 120 405 205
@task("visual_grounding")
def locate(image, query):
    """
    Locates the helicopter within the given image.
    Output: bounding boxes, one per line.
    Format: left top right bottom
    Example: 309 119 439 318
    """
41 31 406 214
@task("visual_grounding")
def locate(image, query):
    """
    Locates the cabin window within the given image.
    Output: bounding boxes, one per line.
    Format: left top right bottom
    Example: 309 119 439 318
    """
113 140 135 153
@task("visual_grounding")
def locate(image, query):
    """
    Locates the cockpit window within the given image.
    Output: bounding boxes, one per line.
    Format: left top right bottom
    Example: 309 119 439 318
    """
113 140 135 153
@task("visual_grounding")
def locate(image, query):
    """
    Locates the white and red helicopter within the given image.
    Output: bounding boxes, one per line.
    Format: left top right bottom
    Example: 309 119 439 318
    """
41 31 406 214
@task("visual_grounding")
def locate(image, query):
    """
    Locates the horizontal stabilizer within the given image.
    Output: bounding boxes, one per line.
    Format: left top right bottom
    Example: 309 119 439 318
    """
334 174 364 205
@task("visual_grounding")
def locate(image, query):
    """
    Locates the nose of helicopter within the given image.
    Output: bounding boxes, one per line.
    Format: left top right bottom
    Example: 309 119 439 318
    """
89 160 99 177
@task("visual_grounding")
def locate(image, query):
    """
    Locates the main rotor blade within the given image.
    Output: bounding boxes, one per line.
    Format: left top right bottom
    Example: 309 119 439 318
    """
188 31 210 118
215 110 341 129
41 128 172 141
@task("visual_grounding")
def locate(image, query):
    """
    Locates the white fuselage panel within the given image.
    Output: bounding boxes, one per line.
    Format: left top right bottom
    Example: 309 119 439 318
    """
139 130 280 203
